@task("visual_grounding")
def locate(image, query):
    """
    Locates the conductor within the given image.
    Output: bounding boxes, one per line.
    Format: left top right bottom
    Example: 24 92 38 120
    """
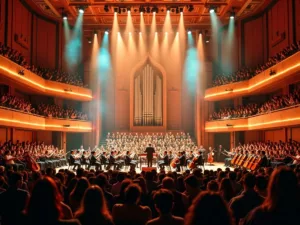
144 144 155 167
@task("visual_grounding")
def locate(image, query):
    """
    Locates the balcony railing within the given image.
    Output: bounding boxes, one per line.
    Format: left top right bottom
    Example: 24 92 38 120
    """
0 56 92 101
0 107 92 132
205 52 300 101
205 105 300 132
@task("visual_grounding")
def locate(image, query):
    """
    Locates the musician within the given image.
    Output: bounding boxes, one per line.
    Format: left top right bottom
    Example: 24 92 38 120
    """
81 151 90 168
144 143 155 167
187 150 194 165
70 150 81 170
3 150 25 171
259 151 269 168
89 151 101 171
196 151 204 168
216 145 223 162
108 151 120 170
176 151 186 172
157 151 169 170
125 151 137 171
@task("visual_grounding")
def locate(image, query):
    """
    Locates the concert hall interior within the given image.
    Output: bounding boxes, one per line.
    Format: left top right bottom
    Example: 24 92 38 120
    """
0 0 300 225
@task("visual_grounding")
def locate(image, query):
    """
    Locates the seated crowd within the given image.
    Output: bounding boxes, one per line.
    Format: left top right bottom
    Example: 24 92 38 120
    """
0 94 89 120
209 88 300 120
212 41 300 87
0 163 300 225
228 140 300 168
106 132 197 155
0 43 87 88
0 140 67 171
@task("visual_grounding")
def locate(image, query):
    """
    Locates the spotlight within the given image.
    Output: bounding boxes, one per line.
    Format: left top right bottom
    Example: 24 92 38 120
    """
209 6 215 13
62 12 68 20
205 37 210 43
230 11 235 19
165 32 168 35
94 30 98 35
139 6 145 14
104 5 109 12
152 6 158 14
127 7 131 13
139 31 142 35
199 30 203 35
146 6 151 13
78 6 85 14
155 31 157 34
105 29 109 35
166 7 171 12
87 38 92 44
187 29 192 34
188 5 194 12
179 7 183 14
114 8 118 14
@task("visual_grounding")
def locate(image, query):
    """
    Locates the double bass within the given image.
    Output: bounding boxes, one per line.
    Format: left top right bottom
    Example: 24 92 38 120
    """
24 153 40 172
188 156 198 169
207 148 215 164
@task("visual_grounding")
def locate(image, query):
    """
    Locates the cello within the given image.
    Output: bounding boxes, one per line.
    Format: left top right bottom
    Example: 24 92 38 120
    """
24 153 40 172
207 148 215 164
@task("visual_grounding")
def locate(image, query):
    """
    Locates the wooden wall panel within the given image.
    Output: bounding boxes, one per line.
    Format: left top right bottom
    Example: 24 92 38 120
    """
295 0 300 41
36 131 52 145
115 90 129 130
0 127 7 143
32 16 56 69
167 90 181 130
244 131 261 143
0 0 5 44
15 129 33 142
244 17 265 68
268 0 290 57
264 129 285 142
291 127 300 142
10 0 32 61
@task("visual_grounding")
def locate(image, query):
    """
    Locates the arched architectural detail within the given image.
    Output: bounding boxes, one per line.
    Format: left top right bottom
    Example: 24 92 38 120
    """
129 54 167 131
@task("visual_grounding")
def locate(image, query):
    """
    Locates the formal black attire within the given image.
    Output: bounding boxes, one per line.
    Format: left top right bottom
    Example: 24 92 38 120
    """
88 155 101 170
176 155 186 172
144 146 155 167
157 155 169 170
70 155 81 170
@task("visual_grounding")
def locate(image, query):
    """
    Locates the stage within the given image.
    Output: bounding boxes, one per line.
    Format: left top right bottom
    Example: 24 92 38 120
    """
57 162 230 174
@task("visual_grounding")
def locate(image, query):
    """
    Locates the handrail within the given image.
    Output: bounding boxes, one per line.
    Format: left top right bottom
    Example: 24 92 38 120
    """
0 56 93 101
204 52 300 100
209 104 300 122
0 106 90 122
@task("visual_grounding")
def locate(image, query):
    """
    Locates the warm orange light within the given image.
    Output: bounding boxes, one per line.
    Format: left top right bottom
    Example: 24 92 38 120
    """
0 117 92 131
0 65 93 99
205 117 300 130
204 62 300 99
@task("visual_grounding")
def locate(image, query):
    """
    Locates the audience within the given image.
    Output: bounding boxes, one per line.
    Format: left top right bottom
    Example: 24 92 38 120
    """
209 88 300 121
75 185 114 225
112 184 152 225
146 189 184 225
212 41 300 87
0 94 88 120
0 43 87 88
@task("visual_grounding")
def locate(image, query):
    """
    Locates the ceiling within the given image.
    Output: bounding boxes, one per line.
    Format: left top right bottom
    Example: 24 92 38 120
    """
27 0 270 32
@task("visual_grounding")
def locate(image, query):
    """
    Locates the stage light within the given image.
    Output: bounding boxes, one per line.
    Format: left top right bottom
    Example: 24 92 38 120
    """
87 38 92 44
230 11 235 19
114 8 118 14
188 5 194 12
146 6 151 13
166 7 171 12
187 29 192 34
62 12 68 20
165 32 168 35
139 6 145 14
129 31 132 35
104 5 109 12
139 31 142 34
78 6 84 14
179 7 183 14
127 7 131 13
209 6 215 13
94 30 97 35
105 29 109 35
152 6 158 14
205 37 210 43
199 30 203 35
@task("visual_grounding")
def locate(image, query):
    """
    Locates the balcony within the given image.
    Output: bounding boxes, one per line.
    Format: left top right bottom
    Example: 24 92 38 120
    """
0 56 92 101
0 107 92 132
205 52 300 101
205 105 300 132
